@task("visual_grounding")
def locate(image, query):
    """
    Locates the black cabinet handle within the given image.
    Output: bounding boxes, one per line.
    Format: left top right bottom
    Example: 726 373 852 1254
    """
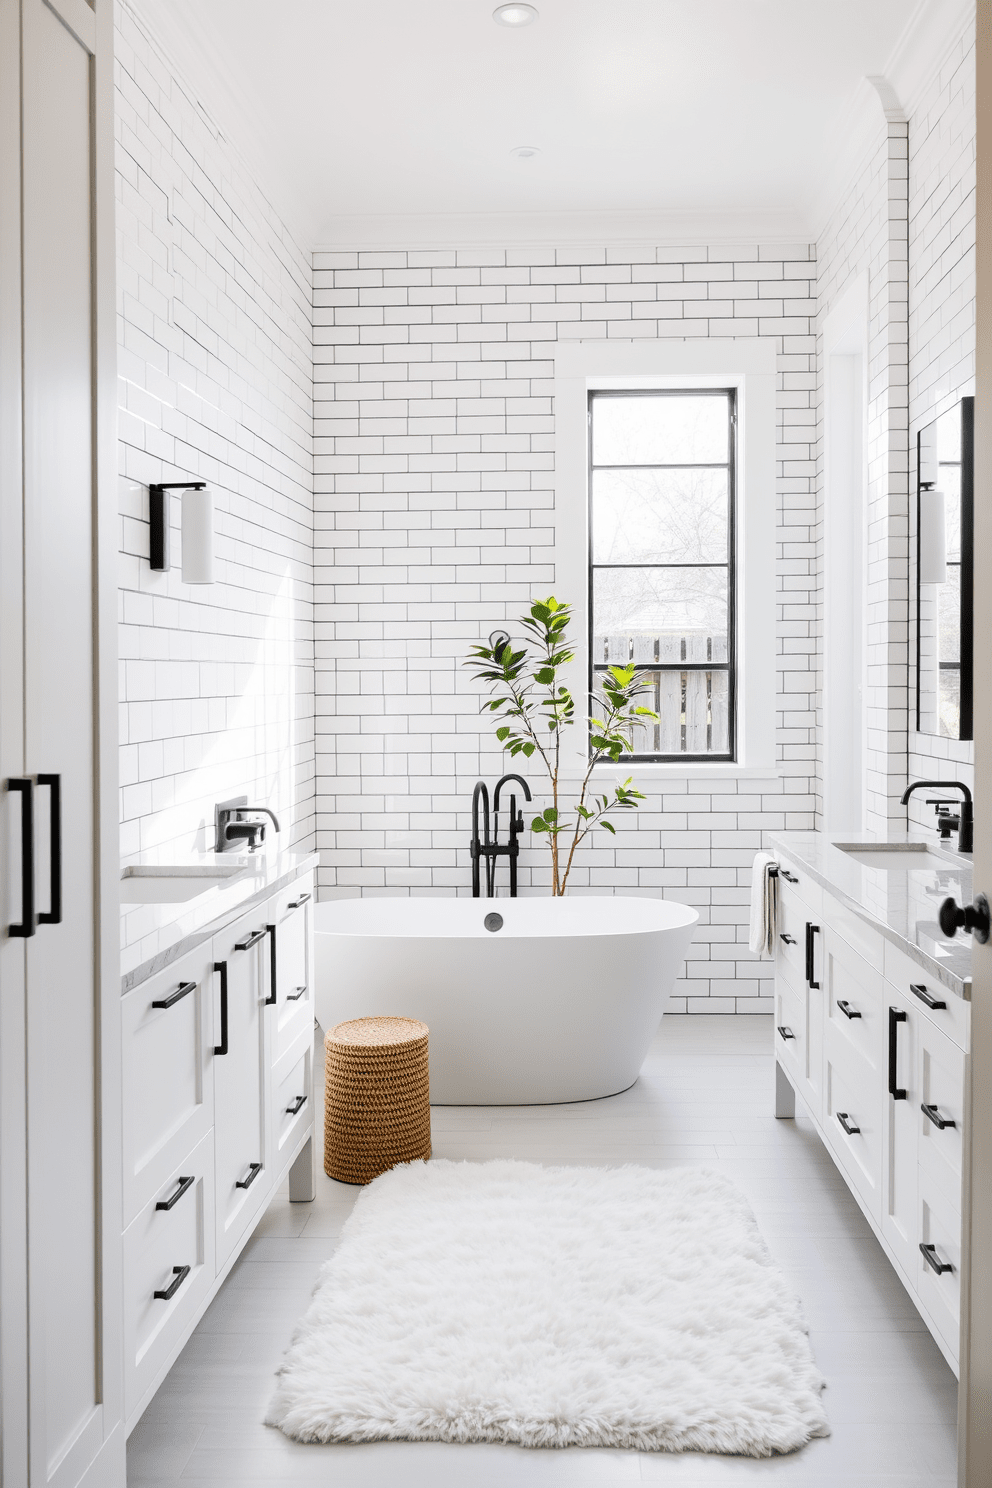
780 933 797 945
156 1175 194 1211
152 980 197 1011
777 1025 796 1041
7 779 34 937
285 1094 306 1115
837 1111 860 1136
213 961 228 1056
235 928 266 952
911 983 947 1011
153 1264 191 1301
36 773 61 925
888 1006 907 1099
236 1161 262 1190
920 1242 953 1276
837 999 861 1020
781 870 799 884
286 985 307 1002
265 923 277 1006
922 1103 956 1131
805 923 820 988
288 891 311 909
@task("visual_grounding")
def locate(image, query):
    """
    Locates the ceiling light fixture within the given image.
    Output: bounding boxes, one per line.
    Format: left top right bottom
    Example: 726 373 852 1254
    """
493 4 539 26
510 145 540 159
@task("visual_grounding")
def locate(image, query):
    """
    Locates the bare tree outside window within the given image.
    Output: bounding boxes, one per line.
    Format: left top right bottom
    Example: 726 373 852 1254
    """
589 389 736 760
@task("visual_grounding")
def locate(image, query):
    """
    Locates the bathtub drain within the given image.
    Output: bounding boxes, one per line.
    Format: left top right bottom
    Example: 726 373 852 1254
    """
484 912 503 933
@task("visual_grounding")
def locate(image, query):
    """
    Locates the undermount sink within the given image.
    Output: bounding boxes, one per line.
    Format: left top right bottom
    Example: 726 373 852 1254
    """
835 843 954 871
119 864 247 904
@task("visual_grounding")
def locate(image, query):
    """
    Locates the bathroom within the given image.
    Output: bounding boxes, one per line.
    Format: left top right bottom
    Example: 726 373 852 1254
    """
0 0 987 1484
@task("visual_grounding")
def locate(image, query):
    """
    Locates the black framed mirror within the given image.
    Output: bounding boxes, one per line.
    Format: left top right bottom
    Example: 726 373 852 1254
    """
916 395 973 740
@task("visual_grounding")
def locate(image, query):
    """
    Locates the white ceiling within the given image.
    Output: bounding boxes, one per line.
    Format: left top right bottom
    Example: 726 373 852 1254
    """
141 0 972 247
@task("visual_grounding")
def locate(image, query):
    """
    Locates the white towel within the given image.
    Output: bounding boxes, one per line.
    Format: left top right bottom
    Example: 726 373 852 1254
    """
749 851 778 956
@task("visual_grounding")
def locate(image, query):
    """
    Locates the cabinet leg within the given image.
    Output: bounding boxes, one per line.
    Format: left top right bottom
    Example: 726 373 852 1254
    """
775 1060 796 1119
288 1132 316 1202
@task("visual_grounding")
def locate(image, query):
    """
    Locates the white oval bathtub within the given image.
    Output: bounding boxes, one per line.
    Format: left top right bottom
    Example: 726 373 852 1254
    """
313 896 698 1105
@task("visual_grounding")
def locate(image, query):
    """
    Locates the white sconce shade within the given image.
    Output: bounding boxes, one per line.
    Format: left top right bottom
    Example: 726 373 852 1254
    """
181 484 214 583
919 488 946 585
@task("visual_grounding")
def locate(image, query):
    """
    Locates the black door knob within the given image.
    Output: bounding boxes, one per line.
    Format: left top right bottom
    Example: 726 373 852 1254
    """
939 893 991 944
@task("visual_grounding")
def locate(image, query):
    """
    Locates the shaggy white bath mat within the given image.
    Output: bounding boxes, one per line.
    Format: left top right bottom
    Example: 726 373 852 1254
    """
266 1159 829 1456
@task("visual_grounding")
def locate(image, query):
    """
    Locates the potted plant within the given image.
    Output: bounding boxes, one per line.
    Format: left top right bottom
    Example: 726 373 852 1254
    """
466 596 658 895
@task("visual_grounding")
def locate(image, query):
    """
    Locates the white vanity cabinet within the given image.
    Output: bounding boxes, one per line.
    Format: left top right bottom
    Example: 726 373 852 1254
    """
120 866 317 1434
773 856 969 1372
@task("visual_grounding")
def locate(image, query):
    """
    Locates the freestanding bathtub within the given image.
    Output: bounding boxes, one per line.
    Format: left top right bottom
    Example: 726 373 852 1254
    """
313 896 698 1105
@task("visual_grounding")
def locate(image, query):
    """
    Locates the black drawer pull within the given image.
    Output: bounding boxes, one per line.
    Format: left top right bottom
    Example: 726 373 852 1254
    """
235 928 266 952
36 773 61 925
213 961 228 1056
153 1264 191 1301
265 923 277 1006
837 1111 860 1136
285 1094 306 1115
780 933 796 945
7 778 34 937
286 984 307 1002
781 870 798 884
156 1175 194 1211
888 1006 907 1099
804 922 820 988
922 1103 956 1130
289 891 311 909
777 1025 796 1041
837 999 861 1020
920 1242 953 1276
911 983 947 1011
152 980 197 1011
236 1161 262 1190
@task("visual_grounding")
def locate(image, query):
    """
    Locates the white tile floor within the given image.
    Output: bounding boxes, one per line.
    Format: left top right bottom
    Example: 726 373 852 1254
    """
127 1017 958 1486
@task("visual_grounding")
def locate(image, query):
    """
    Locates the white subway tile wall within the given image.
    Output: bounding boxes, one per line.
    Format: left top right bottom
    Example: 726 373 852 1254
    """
313 245 819 1012
115 1 315 864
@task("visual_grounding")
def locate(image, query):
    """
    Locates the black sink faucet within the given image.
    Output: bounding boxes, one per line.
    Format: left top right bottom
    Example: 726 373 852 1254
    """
470 774 532 897
901 780 973 853
216 803 281 853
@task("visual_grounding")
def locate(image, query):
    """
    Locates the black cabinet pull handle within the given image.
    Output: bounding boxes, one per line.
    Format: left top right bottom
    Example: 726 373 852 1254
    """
152 980 197 1011
777 1025 796 1041
213 961 228 1056
920 1242 953 1276
7 779 34 937
780 933 796 945
888 1006 907 1099
922 1102 956 1130
153 1264 191 1301
837 999 861 1020
804 923 820 988
911 983 947 1011
288 891 311 909
837 1111 860 1136
265 923 277 1005
781 870 798 884
235 928 266 952
156 1175 194 1211
286 984 307 1002
236 1161 262 1190
285 1094 306 1115
36 773 61 925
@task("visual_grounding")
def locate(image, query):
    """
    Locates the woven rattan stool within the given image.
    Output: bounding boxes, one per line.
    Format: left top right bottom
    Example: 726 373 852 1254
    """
323 1016 431 1185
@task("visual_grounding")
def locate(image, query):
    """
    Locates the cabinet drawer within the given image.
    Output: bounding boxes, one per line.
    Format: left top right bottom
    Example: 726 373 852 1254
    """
121 945 214 1227
774 971 804 1081
271 1041 313 1174
213 910 269 1272
775 892 808 986
917 1174 961 1365
825 1035 882 1220
123 1131 215 1421
267 874 314 1066
822 890 883 972
776 854 822 916
918 1017 965 1212
883 939 969 1052
824 935 885 1079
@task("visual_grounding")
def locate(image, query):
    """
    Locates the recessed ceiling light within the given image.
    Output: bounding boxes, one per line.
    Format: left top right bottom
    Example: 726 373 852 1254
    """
510 145 540 159
493 4 539 26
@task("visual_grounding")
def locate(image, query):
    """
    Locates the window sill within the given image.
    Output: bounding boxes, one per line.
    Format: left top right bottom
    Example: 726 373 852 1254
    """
556 761 781 783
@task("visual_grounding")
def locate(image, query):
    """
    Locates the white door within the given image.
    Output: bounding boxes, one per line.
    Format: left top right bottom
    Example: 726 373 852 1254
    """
212 915 269 1270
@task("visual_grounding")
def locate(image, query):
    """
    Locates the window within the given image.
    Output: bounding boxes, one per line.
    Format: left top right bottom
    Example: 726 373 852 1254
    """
588 388 737 760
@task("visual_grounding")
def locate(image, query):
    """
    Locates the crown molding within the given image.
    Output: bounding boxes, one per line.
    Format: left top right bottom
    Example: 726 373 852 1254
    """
314 206 811 255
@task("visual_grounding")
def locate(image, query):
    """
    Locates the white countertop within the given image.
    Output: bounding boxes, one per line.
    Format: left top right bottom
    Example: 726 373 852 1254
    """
120 847 319 993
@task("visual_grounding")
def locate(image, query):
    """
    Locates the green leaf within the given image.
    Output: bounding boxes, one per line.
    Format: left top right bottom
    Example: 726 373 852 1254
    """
601 820 616 835
522 742 536 756
496 725 510 741
543 807 558 822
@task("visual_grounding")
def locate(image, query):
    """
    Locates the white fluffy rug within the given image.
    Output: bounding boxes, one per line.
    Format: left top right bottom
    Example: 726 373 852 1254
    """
266 1159 829 1456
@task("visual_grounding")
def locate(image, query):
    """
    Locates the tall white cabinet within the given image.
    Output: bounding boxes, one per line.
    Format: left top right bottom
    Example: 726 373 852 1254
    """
0 1 122 1485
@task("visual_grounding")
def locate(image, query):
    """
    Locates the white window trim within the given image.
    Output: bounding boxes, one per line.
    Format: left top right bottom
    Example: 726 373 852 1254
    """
553 338 778 781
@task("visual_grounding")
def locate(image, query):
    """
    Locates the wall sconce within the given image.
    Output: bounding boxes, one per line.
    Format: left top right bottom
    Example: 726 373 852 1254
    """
919 485 947 585
149 481 214 584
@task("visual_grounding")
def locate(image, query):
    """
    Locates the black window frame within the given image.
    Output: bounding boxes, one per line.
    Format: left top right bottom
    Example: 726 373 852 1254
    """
587 387 738 763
